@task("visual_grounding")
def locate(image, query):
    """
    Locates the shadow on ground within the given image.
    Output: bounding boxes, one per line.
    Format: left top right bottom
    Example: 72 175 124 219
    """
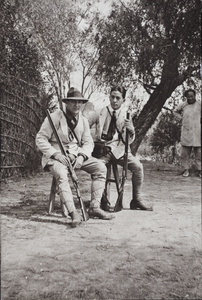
1 189 91 221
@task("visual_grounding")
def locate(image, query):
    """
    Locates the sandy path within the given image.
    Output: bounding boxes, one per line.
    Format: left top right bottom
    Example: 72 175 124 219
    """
1 161 201 300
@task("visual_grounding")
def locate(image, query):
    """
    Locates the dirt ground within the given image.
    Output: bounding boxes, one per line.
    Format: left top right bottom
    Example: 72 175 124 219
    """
1 160 202 300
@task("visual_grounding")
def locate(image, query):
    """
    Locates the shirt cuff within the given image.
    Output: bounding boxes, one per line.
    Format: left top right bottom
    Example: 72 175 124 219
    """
78 153 88 161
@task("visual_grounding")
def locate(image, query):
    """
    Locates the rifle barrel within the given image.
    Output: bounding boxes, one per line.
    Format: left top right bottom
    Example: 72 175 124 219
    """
114 112 130 212
46 110 66 156
46 109 89 221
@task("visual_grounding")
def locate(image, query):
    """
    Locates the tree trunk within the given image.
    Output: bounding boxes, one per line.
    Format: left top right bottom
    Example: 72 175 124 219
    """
131 59 182 154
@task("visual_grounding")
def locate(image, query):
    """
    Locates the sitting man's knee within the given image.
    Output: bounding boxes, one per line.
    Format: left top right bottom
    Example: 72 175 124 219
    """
97 160 107 174
137 160 143 170
129 158 143 173
91 160 107 179
50 161 68 180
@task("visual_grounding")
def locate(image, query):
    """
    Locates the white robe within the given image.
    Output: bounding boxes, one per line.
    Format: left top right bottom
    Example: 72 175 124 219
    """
174 100 201 147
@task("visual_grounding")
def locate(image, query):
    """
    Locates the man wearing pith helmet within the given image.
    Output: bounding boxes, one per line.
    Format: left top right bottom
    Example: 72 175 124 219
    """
36 87 114 227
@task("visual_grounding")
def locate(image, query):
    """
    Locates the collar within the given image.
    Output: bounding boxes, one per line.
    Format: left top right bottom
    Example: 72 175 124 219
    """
64 109 79 130
65 109 79 121
107 104 123 115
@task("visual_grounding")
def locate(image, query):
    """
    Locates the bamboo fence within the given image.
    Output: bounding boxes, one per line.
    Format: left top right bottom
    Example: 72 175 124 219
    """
0 77 43 180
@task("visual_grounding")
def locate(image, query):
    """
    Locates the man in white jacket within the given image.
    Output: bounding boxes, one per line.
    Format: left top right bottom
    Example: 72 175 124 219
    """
90 86 152 211
174 89 201 177
36 88 114 227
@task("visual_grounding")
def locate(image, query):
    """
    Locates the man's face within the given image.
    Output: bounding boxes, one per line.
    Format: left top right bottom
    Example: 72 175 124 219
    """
110 91 124 110
186 92 196 104
65 100 84 116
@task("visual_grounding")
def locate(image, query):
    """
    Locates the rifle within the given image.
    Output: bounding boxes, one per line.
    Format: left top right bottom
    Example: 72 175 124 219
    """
114 112 130 212
46 109 89 221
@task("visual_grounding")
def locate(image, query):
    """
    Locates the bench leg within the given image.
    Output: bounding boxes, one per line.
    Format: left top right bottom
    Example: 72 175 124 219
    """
48 177 57 214
48 177 68 217
106 162 112 200
101 162 121 212
112 163 120 194
101 161 123 212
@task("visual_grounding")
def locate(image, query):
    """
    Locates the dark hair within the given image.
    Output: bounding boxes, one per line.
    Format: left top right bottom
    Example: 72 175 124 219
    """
110 85 126 99
184 89 196 97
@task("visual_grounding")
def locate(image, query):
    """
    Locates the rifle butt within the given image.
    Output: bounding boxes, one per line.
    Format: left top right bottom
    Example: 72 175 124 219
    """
114 191 123 212
74 182 89 221
82 205 90 221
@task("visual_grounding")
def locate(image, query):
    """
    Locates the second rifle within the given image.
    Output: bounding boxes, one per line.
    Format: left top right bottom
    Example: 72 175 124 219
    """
114 112 130 212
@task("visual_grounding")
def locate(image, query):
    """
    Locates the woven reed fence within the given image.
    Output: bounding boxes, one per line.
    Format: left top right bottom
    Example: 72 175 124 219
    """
0 77 44 180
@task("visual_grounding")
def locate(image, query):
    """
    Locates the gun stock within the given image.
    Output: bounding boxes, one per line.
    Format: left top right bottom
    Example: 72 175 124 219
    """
46 109 89 221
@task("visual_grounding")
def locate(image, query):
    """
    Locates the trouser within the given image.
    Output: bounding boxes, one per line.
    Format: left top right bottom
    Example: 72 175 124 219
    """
99 153 144 201
181 146 201 170
48 157 106 213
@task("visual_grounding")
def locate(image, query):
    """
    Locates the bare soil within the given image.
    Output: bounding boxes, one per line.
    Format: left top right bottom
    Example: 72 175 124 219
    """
1 161 201 300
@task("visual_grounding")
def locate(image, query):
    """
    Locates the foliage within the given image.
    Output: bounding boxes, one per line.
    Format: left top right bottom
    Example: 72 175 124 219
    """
95 0 200 153
15 0 77 106
69 8 101 98
96 0 200 87
16 0 101 106
0 0 45 178
150 111 181 154
0 0 42 86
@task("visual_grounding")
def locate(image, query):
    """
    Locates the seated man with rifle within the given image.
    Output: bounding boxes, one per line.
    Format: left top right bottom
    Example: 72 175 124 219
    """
91 85 152 212
36 87 114 228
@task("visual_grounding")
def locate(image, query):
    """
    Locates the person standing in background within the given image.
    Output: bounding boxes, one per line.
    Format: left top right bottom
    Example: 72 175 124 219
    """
174 89 201 177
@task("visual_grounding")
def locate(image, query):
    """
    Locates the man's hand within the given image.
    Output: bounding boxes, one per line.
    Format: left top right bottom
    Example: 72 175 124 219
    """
52 153 70 166
74 155 84 169
124 119 135 134
68 153 76 163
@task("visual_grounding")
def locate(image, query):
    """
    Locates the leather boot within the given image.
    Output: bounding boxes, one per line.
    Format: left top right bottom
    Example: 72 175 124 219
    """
88 207 115 220
69 211 81 227
130 199 153 211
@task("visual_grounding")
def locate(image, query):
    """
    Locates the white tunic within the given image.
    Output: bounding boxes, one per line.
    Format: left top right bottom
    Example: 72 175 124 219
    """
175 100 201 147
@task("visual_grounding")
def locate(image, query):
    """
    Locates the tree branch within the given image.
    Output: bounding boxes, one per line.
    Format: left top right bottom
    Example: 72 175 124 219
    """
179 65 199 84
141 81 157 94
162 106 173 113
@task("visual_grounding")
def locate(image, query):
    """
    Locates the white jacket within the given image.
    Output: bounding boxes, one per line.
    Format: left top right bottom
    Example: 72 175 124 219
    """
36 109 94 169
92 105 135 159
